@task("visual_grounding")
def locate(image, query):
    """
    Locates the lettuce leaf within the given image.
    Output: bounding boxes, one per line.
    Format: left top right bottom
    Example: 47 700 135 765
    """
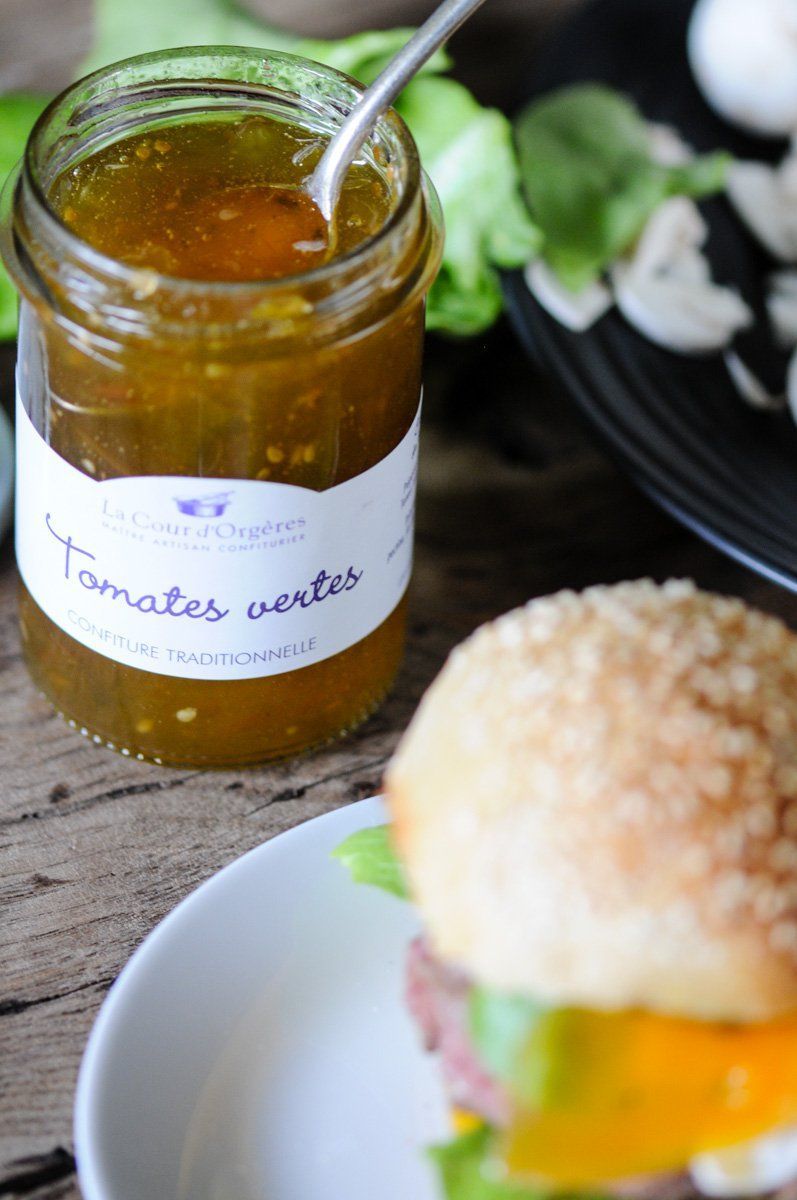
81 0 299 75
398 76 541 335
0 93 48 177
0 277 16 342
471 991 616 1114
468 988 550 1108
331 824 408 899
514 83 728 292
297 28 450 86
0 93 49 338
84 5 448 82
430 1127 547 1200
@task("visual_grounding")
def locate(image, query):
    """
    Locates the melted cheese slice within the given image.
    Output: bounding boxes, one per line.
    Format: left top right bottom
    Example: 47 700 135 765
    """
500 1008 797 1187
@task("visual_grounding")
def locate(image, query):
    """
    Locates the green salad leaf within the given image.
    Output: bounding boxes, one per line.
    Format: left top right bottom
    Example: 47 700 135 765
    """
81 0 298 75
399 76 541 335
0 93 48 178
84 5 448 82
0 93 48 338
331 824 408 899
0 277 16 342
297 28 450 86
468 988 549 1103
431 1127 547 1200
470 990 611 1113
514 83 729 292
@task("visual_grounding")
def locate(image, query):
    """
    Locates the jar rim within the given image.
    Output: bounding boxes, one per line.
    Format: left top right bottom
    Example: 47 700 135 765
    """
19 43 424 300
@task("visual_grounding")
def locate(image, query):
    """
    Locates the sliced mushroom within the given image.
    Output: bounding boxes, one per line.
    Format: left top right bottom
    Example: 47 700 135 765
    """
611 197 753 354
725 351 786 410
628 196 711 281
768 270 797 347
727 144 797 263
787 347 797 422
524 259 613 332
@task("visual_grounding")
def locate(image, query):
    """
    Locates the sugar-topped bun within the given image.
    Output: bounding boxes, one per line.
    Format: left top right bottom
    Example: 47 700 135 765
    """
387 580 797 1022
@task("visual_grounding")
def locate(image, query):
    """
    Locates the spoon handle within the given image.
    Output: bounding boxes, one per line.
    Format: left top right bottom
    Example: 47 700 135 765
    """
310 0 490 220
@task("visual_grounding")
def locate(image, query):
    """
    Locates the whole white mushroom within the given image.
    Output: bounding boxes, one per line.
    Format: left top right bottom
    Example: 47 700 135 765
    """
689 0 797 137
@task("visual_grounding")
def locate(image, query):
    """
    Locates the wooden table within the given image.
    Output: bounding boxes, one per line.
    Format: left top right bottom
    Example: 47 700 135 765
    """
4 319 797 1198
4 2 797 1191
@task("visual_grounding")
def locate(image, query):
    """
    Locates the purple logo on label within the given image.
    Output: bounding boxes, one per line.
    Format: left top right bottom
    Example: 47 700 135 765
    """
173 491 233 518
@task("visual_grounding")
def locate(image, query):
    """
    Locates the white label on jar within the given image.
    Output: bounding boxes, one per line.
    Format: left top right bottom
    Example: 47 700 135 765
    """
15 391 419 681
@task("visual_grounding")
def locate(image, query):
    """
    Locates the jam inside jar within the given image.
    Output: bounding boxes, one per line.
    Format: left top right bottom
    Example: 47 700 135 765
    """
1 47 443 767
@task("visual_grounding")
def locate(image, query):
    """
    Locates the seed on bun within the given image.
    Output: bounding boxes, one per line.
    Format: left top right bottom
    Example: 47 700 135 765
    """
388 579 797 1023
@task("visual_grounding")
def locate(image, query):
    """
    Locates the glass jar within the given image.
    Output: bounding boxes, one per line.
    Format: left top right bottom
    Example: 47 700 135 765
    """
1 47 443 767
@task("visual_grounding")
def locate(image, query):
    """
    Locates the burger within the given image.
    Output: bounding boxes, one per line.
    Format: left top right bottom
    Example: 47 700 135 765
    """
335 579 797 1199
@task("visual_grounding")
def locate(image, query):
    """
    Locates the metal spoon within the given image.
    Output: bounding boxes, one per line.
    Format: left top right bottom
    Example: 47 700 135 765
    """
308 0 490 223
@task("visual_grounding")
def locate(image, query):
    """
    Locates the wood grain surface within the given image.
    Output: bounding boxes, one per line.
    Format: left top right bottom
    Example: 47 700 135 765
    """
4 320 797 1199
4 2 797 1197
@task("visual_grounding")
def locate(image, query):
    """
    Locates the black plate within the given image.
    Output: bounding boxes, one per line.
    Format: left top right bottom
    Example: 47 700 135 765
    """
503 0 797 590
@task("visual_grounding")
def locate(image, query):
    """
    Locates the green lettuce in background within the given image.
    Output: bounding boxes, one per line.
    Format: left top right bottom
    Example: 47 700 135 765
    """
515 83 729 292
399 76 541 334
0 0 540 339
0 94 49 338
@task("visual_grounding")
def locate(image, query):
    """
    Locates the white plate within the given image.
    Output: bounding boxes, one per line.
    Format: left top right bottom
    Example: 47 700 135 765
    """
74 798 449 1200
